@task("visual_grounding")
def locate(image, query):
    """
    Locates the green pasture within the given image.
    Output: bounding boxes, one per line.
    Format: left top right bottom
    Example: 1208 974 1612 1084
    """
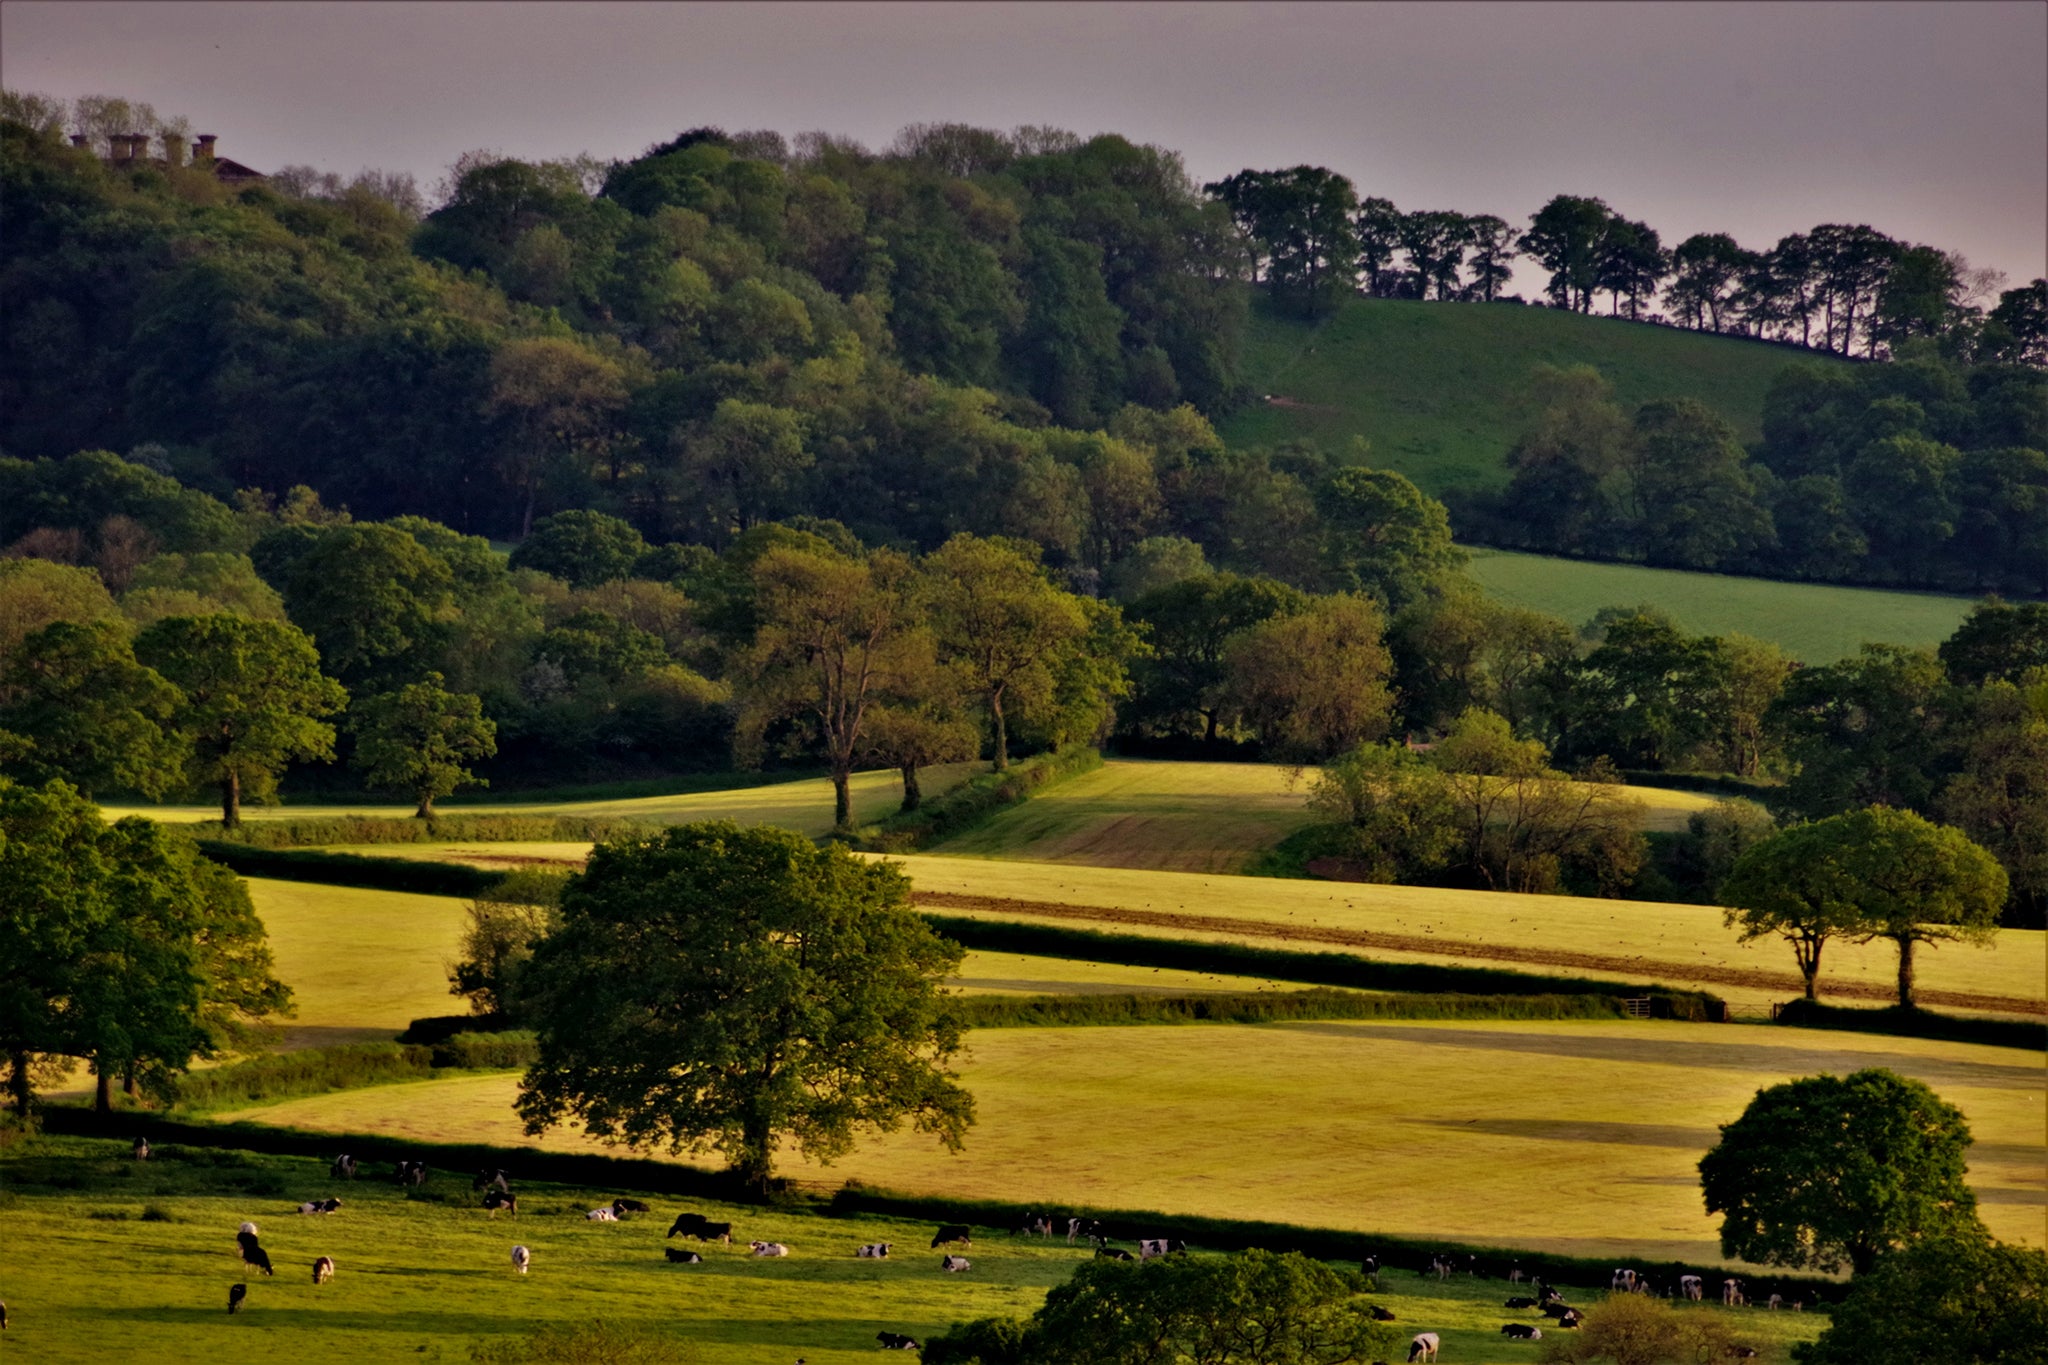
883 855 2048 1017
0 1137 1827 1365
212 1019 2046 1261
1219 295 1835 494
102 763 977 835
1466 547 1978 663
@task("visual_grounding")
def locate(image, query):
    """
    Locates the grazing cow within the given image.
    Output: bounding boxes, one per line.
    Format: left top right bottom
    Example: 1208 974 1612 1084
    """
394 1160 429 1188
1509 1265 1525 1284
1501 1324 1543 1339
612 1197 650 1217
1138 1238 1187 1261
237 1230 273 1277
312 1256 334 1285
1722 1278 1745 1306
1611 1268 1637 1292
483 1191 517 1219
930 1224 972 1249
877 1333 920 1351
1096 1248 1135 1262
856 1243 892 1258
239 1221 258 1235
1680 1275 1704 1302
585 1207 618 1222
670 1217 731 1243
940 1254 971 1273
1506 1296 1538 1309
227 1283 246 1315
1767 1293 1783 1310
749 1241 790 1258
511 1244 530 1274
1360 1255 1380 1277
472 1169 510 1194
331 1154 356 1181
1408 1332 1440 1363
1369 1305 1397 1322
1066 1217 1102 1245
1011 1212 1053 1238
664 1249 702 1264
133 1137 149 1161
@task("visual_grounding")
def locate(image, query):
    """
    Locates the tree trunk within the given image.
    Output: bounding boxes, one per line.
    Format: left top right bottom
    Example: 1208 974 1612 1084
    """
124 1065 138 1098
899 763 922 813
1796 937 1824 1001
221 768 241 828
1895 935 1917 1010
416 794 434 819
831 768 852 830
8 1051 31 1114
737 1112 775 1199
95 1063 112 1115
1203 709 1219 745
990 693 1009 772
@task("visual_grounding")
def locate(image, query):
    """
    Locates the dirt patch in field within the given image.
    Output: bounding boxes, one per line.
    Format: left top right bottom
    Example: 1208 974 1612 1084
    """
913 891 2048 1017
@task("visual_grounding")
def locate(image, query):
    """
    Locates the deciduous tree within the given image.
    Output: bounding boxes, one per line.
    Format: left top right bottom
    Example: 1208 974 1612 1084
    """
350 672 498 818
1223 594 1394 764
1698 1068 1981 1275
515 822 972 1192
0 619 184 798
1798 1234 2048 1365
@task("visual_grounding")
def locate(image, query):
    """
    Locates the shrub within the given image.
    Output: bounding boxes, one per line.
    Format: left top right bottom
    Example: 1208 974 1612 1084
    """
170 1043 435 1111
433 1032 539 1069
853 747 1103 851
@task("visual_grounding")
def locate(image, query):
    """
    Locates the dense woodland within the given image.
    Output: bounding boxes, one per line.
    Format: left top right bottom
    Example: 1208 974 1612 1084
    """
1 101 2044 923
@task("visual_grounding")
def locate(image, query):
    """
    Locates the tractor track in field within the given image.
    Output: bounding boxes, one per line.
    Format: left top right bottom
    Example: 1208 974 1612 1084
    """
912 892 2048 1017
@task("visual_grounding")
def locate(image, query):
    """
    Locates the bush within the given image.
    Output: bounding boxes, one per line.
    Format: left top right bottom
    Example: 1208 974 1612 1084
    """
193 842 507 896
1773 998 2043 1052
432 1032 539 1069
399 1013 514 1045
956 989 1645 1029
191 812 659 849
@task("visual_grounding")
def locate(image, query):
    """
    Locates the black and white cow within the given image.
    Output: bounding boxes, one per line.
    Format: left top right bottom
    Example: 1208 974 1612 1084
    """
1408 1333 1440 1363
612 1197 650 1217
1767 1293 1784 1310
483 1191 518 1218
664 1249 702 1264
585 1207 618 1222
1138 1238 1187 1261
1505 1296 1538 1309
1097 1247 1135 1262
331 1154 356 1180
1508 1264 1525 1284
312 1256 335 1285
227 1283 246 1315
133 1137 150 1161
394 1160 428 1188
510 1244 530 1274
1430 1255 1454 1281
1556 1309 1583 1329
1066 1217 1102 1244
473 1169 510 1194
856 1243 892 1258
1722 1277 1745 1306
1360 1255 1380 1277
1679 1274 1704 1301
749 1241 790 1257
666 1213 732 1242
940 1254 971 1273
1501 1323 1542 1339
1611 1268 1637 1292
236 1229 273 1277
876 1333 920 1351
1369 1305 1397 1322
930 1224 972 1249
1542 1302 1577 1320
1013 1212 1053 1238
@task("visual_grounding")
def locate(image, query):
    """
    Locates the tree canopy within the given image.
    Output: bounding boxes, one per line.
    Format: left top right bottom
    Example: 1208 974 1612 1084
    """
1797 1234 2048 1365
1698 1068 1982 1275
514 822 973 1191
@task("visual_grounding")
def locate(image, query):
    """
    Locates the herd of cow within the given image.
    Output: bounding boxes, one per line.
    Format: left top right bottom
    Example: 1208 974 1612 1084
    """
182 1145 1780 1358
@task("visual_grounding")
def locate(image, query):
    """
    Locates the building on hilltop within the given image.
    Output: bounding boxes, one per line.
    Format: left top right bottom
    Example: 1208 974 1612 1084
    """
76 131 266 185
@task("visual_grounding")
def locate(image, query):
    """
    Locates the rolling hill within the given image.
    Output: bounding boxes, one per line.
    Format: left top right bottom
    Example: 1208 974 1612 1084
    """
1218 295 1848 494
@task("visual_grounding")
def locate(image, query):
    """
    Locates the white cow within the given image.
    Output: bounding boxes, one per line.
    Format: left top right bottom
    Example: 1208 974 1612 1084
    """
749 1241 790 1257
1723 1277 1745 1306
1409 1333 1441 1363
941 1254 972 1273
312 1256 335 1285
856 1243 891 1258
1679 1274 1704 1301
585 1207 618 1222
511 1244 530 1274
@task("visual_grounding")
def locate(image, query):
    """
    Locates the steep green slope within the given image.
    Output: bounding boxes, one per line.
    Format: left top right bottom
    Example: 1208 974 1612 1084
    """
1220 296 1850 493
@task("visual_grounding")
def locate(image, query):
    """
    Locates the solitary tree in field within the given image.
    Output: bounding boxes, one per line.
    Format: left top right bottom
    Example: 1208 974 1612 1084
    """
1698 1068 1981 1276
133 614 348 826
350 672 498 818
515 823 973 1193
1831 806 2005 1009
1718 820 1871 1001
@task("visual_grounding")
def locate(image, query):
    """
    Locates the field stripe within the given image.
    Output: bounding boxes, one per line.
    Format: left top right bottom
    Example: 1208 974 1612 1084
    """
913 891 2048 1017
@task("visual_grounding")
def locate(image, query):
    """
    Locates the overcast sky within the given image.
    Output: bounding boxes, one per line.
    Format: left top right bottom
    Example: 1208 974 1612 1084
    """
5 1 2044 293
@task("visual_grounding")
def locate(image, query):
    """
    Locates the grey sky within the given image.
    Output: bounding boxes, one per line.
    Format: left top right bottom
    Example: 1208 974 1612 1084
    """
5 1 2044 294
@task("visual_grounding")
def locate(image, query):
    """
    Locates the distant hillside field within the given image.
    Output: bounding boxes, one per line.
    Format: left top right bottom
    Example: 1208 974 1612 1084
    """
1465 547 1978 661
1219 296 1845 493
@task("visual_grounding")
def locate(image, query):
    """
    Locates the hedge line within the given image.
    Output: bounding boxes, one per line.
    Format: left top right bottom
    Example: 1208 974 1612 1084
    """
1772 998 2045 1052
170 1042 436 1111
189 812 659 849
26 1116 1846 1305
194 841 508 896
852 747 1104 852
953 988 1646 1029
924 914 1725 1018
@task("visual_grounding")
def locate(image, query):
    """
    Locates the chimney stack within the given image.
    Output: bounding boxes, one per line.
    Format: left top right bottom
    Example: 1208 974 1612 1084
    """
195 134 218 161
163 134 184 168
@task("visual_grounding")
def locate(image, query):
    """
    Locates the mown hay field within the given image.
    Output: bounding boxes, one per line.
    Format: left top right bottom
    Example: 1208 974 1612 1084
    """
1466 547 1976 663
883 856 2048 1018
102 763 979 834
214 1019 2046 1261
0 1138 1827 1365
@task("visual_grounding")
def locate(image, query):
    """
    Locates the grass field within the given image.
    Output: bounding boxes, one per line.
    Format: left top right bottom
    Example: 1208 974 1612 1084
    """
1466 547 1978 663
883 856 2048 1017
1217 296 1839 494
103 763 978 834
213 1019 2046 1261
0 1137 1829 1365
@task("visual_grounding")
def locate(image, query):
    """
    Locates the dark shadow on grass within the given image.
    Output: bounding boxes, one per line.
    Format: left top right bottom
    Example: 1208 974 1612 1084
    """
1400 1116 1721 1149
1976 1186 2047 1205
1279 1022 2047 1091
